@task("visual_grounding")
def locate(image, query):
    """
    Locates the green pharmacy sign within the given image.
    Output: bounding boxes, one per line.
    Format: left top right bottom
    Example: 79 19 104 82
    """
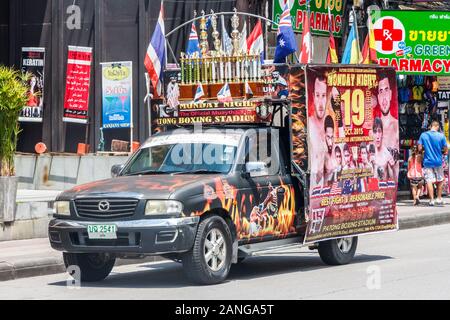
371 10 450 75
272 0 344 37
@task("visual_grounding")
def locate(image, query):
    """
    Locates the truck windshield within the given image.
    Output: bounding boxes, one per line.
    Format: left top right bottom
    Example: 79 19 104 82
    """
122 132 242 175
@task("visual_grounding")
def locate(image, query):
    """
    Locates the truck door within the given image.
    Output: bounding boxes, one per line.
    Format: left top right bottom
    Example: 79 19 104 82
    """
236 128 297 242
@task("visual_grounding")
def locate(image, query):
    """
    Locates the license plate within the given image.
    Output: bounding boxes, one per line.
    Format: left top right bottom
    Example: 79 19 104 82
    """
87 224 117 239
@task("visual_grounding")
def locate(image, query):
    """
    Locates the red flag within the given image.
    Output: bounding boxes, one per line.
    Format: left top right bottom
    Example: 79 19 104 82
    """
361 17 378 64
326 6 338 64
247 20 264 55
299 10 312 63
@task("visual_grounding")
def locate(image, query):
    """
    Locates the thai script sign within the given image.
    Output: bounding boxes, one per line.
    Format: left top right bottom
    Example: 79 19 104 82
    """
371 10 450 75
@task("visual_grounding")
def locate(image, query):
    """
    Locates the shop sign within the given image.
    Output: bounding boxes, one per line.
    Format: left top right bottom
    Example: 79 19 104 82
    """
439 77 450 90
272 0 343 37
63 46 93 124
371 10 450 75
20 47 45 123
101 61 133 129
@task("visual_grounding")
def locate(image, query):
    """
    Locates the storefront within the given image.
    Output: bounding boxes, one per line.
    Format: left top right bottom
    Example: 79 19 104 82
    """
396 75 450 196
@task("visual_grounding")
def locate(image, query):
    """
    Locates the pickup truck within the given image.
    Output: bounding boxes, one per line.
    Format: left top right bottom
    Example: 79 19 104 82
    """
49 124 357 285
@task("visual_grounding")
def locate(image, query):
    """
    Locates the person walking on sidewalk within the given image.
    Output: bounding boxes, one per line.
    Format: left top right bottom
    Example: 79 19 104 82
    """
418 120 448 206
407 145 424 206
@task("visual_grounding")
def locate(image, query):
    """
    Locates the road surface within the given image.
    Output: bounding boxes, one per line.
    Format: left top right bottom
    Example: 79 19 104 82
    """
1 224 450 300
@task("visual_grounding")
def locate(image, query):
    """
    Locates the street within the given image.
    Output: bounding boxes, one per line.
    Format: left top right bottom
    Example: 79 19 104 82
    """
1 224 450 300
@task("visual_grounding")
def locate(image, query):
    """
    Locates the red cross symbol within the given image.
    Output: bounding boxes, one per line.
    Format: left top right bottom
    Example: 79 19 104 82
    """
374 18 403 51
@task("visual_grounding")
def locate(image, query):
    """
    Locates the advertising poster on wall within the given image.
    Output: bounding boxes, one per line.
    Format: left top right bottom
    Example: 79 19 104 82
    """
101 61 133 129
272 0 343 36
63 46 93 123
371 10 450 75
20 47 45 123
304 65 399 243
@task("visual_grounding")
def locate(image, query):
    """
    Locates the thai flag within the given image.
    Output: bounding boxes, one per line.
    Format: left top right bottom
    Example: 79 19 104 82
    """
387 180 396 188
186 22 201 57
217 83 233 103
311 186 322 198
194 82 205 102
378 181 388 189
273 4 297 63
247 19 264 61
330 182 342 195
144 2 165 97
320 187 331 196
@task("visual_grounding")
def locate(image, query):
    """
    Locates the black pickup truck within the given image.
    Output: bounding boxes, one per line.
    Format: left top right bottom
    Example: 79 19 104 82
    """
49 124 357 285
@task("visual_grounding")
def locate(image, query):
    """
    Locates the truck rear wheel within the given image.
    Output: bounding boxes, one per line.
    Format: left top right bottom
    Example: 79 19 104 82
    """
63 252 116 282
182 215 232 285
318 237 358 265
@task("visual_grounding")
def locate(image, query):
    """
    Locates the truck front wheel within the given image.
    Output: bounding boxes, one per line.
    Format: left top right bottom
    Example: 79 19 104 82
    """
63 252 116 282
318 237 358 265
182 215 233 285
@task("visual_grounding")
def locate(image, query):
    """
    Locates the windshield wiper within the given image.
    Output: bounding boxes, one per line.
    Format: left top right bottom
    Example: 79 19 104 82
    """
126 170 176 176
172 169 224 175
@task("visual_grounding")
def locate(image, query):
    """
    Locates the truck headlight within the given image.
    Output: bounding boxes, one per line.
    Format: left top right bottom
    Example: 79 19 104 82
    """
145 200 183 216
54 201 70 216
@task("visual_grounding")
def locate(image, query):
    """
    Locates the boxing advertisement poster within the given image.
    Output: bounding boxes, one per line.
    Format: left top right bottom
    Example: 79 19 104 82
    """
304 65 399 243
20 47 45 123
62 46 93 124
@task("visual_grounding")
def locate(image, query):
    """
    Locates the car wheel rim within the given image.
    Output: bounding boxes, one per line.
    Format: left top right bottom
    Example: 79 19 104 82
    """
204 228 227 272
337 237 353 254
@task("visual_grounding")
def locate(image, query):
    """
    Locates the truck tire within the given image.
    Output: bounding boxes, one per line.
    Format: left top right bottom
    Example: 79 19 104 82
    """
182 215 233 285
318 237 358 265
63 252 116 282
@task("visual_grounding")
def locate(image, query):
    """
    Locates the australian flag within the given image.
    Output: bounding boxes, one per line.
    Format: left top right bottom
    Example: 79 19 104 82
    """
274 4 298 63
186 22 201 57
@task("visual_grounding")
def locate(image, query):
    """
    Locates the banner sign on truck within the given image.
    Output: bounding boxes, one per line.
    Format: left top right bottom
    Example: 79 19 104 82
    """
304 65 399 243
20 47 45 123
63 46 93 123
371 10 450 75
272 0 344 37
101 61 133 129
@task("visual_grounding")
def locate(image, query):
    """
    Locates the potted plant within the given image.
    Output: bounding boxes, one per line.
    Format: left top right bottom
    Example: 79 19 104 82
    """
0 66 29 222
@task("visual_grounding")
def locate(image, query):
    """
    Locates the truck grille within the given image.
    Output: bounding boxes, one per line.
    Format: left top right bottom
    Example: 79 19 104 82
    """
74 198 139 219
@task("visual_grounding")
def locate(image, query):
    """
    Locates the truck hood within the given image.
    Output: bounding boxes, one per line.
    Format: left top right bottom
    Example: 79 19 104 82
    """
59 174 221 200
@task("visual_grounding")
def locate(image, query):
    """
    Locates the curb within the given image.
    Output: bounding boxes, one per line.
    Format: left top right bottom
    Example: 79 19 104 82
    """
399 210 450 230
0 256 164 282
2 212 450 282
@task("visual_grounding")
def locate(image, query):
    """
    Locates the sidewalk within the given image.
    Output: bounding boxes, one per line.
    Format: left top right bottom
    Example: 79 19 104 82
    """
1 200 449 282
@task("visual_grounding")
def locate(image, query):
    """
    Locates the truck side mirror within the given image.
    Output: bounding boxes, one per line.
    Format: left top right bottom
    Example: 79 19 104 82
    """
111 164 125 178
244 162 268 178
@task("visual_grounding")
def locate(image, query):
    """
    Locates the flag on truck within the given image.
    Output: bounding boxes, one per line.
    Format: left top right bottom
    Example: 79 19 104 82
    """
186 22 201 57
342 15 361 64
144 1 165 96
217 83 233 102
299 5 313 63
194 82 205 102
240 20 248 54
221 15 233 55
274 4 297 63
247 19 264 61
244 80 253 98
360 16 378 64
326 6 338 64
